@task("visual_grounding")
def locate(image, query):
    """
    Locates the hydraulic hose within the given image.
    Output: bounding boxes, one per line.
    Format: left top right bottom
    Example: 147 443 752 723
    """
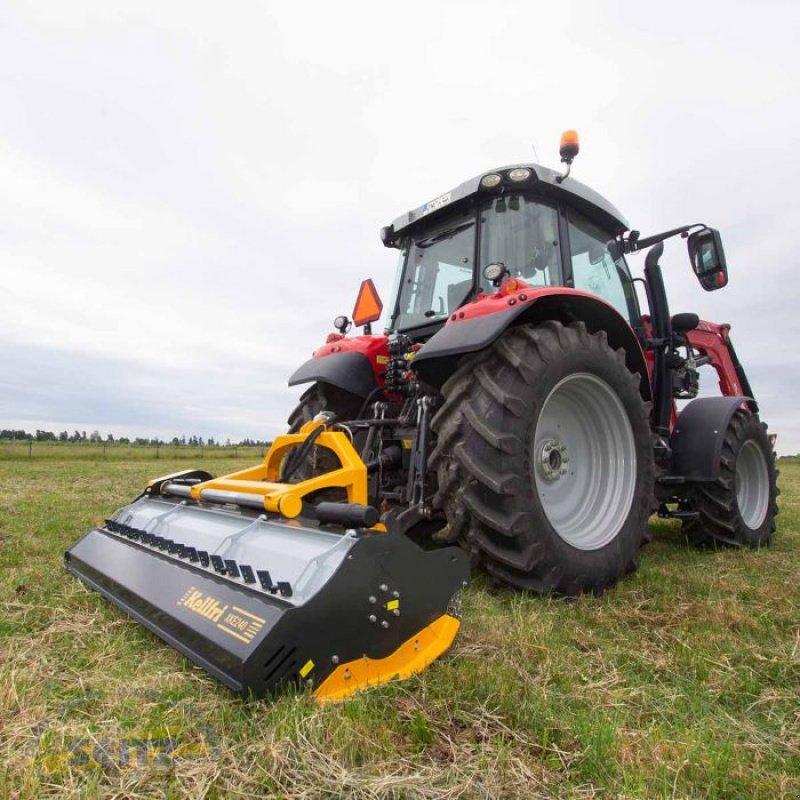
281 424 326 482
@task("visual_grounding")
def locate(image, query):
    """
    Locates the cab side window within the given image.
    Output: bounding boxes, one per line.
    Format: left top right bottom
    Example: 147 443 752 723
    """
568 213 638 322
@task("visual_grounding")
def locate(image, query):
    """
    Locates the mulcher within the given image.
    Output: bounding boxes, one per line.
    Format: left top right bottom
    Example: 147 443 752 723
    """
66 131 778 699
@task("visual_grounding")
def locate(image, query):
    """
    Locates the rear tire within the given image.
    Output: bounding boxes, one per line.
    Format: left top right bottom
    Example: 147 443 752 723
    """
431 320 654 596
683 411 778 548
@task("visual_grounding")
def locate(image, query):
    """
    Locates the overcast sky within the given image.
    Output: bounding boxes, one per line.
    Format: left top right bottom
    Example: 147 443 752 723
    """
1 1 799 451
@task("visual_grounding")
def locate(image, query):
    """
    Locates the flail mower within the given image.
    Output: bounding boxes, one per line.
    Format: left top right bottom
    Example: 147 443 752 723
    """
66 132 778 700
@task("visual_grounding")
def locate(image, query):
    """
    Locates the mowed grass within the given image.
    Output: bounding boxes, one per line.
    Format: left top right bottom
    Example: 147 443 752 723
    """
0 458 798 799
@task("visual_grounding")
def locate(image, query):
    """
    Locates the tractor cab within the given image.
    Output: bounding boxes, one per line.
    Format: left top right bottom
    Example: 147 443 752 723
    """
381 161 640 337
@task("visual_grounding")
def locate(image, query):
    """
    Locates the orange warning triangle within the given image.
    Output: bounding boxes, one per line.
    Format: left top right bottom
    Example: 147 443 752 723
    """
352 278 383 327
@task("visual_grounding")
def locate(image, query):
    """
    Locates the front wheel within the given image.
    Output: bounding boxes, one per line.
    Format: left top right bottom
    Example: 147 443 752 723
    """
683 411 779 548
431 320 654 596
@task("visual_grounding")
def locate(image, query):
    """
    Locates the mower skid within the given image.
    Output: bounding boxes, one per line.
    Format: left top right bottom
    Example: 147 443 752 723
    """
65 497 469 699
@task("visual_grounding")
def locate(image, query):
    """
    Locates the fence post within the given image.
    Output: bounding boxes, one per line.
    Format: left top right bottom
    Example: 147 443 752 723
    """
29 440 33 458
156 444 160 460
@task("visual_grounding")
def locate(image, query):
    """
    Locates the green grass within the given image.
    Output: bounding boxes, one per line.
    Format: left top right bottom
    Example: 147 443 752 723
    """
1 457 798 798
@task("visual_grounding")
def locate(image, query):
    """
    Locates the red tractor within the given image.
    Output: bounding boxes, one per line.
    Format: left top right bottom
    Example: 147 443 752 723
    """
287 131 779 596
66 133 779 699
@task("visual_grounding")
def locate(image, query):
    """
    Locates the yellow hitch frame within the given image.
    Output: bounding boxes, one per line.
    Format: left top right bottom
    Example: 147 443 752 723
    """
149 419 370 520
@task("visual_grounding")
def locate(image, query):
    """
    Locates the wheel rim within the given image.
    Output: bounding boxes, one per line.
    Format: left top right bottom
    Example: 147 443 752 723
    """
533 373 637 550
735 440 770 530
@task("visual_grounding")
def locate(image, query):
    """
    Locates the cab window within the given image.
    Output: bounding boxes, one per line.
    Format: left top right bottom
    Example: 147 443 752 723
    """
567 213 638 322
479 196 561 292
392 214 475 329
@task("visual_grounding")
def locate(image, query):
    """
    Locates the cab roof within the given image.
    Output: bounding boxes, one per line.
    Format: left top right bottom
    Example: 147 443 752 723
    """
387 162 629 241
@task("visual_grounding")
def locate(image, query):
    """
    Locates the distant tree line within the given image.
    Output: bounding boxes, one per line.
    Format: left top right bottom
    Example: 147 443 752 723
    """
0 429 270 447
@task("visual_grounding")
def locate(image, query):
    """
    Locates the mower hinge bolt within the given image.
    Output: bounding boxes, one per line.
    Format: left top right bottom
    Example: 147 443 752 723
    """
369 614 377 623
369 596 377 604
392 609 400 617
392 590 400 598
331 655 340 664
379 584 388 592
381 621 389 629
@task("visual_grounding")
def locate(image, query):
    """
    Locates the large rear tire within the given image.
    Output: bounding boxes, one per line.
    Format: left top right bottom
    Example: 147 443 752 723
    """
430 320 654 596
683 411 778 548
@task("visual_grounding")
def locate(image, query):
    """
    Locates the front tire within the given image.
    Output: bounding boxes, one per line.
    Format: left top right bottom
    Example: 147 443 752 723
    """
430 320 654 596
683 411 778 548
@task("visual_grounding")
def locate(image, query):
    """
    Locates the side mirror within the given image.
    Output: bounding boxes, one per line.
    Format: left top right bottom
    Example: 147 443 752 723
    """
687 227 728 291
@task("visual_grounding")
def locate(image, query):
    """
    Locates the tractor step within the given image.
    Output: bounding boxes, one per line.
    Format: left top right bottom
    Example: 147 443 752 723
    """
657 475 687 485
657 505 700 521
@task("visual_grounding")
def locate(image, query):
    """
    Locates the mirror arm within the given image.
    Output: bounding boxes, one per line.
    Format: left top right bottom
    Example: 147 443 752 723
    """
618 223 707 254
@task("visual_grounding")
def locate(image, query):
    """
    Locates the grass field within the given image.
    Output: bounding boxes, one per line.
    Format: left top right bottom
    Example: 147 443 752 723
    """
0 442 266 461
0 457 797 799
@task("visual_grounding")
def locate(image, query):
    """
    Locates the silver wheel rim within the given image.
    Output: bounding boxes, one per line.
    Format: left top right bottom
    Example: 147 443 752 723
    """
533 373 637 550
736 440 770 530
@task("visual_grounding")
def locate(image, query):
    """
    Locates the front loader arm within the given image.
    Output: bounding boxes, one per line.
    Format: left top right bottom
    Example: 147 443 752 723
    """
686 321 754 399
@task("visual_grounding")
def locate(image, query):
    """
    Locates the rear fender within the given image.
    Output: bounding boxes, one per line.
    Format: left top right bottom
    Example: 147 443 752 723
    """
288 335 389 398
671 396 757 481
412 288 651 401
288 352 378 398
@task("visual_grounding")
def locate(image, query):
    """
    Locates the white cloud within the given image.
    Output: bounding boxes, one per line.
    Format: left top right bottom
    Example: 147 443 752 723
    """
1 0 798 450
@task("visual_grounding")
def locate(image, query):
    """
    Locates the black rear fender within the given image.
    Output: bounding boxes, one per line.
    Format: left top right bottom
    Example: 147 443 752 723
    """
288 352 378 398
412 294 651 402
671 396 757 481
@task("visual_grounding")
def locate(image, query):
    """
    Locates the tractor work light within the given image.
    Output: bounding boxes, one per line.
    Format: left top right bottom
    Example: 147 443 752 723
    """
508 168 531 182
483 262 507 284
480 173 502 188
